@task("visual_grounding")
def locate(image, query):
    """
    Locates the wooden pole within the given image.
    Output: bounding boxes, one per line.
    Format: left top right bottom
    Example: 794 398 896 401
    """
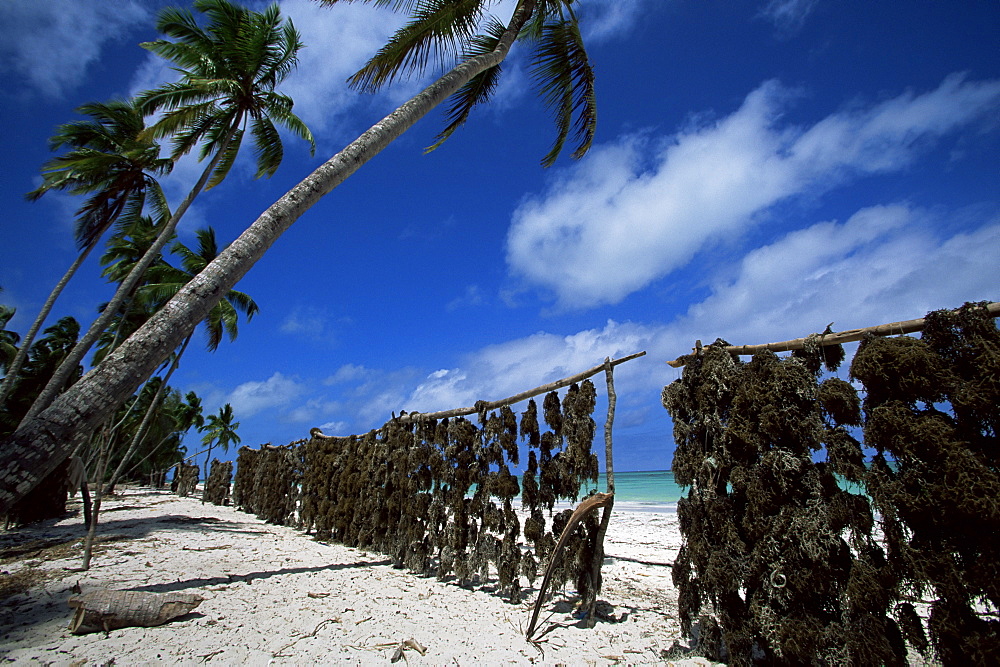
666 302 1000 368
311 351 646 437
583 358 619 626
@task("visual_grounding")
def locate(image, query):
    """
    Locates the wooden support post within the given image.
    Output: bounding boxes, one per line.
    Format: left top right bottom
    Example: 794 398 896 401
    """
584 357 618 626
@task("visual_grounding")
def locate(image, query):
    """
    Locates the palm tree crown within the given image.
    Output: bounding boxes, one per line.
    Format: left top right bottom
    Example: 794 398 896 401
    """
137 0 316 188
26 99 172 251
141 228 260 352
201 402 241 479
322 0 596 167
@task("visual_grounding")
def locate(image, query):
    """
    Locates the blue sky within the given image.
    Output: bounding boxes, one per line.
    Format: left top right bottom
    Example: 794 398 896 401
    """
1 0 998 472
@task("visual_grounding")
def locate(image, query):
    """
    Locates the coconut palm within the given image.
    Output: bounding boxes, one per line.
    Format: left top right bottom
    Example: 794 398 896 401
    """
0 100 171 408
0 317 82 437
22 0 314 425
201 403 241 481
101 227 258 497
1 0 598 512
91 216 173 366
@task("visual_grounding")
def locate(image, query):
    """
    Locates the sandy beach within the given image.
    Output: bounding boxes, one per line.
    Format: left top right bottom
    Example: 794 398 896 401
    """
1 487 709 665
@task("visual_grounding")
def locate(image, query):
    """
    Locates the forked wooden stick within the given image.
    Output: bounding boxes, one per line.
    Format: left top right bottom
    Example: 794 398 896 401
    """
525 492 614 640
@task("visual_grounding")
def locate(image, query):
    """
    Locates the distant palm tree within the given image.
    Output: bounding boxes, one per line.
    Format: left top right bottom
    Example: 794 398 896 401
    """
23 0 313 424
201 403 241 481
91 216 171 366
0 100 170 408
143 228 260 352
2 0 600 513
0 295 20 375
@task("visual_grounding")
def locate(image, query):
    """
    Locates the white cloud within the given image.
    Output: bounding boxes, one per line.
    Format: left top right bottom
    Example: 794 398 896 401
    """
758 0 819 34
578 0 651 42
0 0 149 99
280 306 338 343
276 0 406 136
317 420 348 435
675 205 1000 346
227 372 305 418
405 320 656 414
407 204 1000 416
447 285 486 311
286 397 343 424
506 74 1000 309
324 363 373 385
284 202 998 438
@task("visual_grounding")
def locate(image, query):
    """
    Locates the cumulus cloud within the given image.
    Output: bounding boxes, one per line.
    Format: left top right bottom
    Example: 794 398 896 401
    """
405 320 657 414
0 0 149 99
506 74 1000 309
227 372 305 418
276 0 406 135
285 397 343 424
269 201 998 440
404 204 1000 416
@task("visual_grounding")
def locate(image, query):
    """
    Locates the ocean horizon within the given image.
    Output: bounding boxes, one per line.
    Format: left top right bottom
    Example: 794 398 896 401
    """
551 470 684 514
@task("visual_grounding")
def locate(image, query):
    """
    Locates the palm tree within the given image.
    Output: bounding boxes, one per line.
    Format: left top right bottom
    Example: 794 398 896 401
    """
91 216 171 366
0 0 598 513
22 0 314 425
0 317 81 437
101 227 258 497
201 403 241 482
0 100 171 408
144 228 260 352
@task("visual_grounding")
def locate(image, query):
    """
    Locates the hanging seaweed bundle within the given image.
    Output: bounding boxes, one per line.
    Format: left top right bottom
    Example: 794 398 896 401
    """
231 446 258 511
664 344 902 665
202 459 232 506
175 463 200 498
243 444 301 526
538 392 561 512
217 358 611 612
562 380 600 500
851 302 1000 664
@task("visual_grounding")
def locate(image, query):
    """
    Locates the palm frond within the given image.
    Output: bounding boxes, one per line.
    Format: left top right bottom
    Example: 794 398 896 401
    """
260 92 316 155
425 16 506 153
250 116 283 179
348 0 487 93
206 126 244 190
528 13 595 167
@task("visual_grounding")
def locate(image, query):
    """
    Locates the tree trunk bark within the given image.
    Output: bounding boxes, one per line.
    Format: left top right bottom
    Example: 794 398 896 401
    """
104 334 192 494
0 1 536 515
0 247 92 407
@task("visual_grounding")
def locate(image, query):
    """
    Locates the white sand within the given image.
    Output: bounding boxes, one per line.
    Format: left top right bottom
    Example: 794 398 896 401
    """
1 487 714 665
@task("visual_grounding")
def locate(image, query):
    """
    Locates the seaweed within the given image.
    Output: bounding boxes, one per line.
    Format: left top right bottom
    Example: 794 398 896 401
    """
665 303 1000 664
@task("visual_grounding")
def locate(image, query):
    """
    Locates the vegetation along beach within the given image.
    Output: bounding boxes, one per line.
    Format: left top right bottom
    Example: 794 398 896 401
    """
1 0 998 664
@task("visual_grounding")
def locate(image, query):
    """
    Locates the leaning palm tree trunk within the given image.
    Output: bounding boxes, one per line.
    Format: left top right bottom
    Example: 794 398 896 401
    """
0 2 535 514
20 128 238 426
105 333 192 494
0 248 92 407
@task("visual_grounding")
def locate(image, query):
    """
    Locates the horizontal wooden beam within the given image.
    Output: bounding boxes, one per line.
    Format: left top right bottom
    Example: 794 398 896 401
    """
666 301 1000 368
312 351 646 438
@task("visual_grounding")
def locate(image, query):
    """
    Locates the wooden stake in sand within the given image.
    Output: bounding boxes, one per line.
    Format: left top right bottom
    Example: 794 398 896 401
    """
525 491 614 640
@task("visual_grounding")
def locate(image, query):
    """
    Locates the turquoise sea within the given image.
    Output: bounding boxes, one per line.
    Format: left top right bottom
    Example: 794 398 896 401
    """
575 470 684 513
